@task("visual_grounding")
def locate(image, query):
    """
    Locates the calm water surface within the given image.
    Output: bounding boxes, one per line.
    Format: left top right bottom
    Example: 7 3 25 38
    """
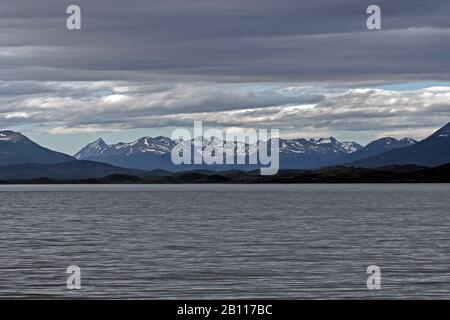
0 184 449 299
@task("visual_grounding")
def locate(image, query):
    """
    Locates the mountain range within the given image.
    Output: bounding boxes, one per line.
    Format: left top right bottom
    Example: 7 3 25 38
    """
0 122 449 181
73 132 418 171
349 123 450 168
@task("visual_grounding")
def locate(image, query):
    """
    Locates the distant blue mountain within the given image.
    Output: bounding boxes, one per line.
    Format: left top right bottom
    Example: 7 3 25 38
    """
321 137 417 167
74 132 421 171
349 122 450 168
3 123 449 178
74 135 365 170
0 130 74 166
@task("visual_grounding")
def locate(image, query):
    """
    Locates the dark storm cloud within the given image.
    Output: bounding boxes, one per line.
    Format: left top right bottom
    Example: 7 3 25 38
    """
1 0 450 82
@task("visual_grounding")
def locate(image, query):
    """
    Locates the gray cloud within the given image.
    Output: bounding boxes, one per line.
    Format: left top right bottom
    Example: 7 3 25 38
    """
1 1 449 149
1 82 449 142
1 0 450 82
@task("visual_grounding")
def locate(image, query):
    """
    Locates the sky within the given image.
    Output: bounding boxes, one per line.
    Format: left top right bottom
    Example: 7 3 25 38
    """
1 0 450 155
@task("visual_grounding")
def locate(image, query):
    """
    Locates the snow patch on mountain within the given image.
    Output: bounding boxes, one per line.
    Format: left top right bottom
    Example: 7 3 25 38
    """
0 131 31 144
74 138 108 159
431 122 450 139
340 141 363 153
74 134 418 161
400 137 418 146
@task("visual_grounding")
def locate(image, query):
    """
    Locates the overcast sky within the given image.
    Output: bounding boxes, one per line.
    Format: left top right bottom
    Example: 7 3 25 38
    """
1 0 450 154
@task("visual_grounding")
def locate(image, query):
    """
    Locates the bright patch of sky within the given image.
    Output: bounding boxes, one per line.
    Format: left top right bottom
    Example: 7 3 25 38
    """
377 81 450 91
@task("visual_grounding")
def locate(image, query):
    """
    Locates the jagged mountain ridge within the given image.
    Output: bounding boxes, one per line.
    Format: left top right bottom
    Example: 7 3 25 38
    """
76 135 363 158
74 134 417 170
75 136 177 159
2 123 450 175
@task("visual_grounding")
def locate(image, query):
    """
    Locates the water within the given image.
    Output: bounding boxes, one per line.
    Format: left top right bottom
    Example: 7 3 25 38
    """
0 184 449 299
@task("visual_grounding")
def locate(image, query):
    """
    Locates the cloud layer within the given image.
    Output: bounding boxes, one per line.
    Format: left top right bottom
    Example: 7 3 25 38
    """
1 0 450 82
1 81 449 141
0 0 449 152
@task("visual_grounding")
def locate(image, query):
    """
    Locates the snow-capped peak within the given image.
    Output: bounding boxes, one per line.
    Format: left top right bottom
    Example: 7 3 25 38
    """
400 137 418 146
363 137 417 152
0 130 31 144
340 141 363 153
73 134 364 160
74 138 109 159
92 138 107 147
309 137 337 145
74 135 178 159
